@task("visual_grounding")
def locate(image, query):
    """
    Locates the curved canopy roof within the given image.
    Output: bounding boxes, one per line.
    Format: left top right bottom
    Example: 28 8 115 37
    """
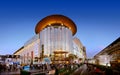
35 14 77 35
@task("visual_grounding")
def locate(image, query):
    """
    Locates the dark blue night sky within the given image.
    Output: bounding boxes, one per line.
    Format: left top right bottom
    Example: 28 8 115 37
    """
0 0 120 58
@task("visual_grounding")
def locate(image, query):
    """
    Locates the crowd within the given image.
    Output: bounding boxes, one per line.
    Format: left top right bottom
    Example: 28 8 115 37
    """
1 62 119 75
0 62 21 72
73 63 120 75
0 62 80 75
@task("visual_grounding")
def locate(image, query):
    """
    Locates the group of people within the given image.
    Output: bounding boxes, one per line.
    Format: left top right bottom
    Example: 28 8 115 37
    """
21 63 80 75
0 62 21 72
73 63 120 75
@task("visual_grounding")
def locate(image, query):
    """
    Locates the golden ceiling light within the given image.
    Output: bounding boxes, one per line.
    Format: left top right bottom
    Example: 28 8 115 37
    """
35 14 77 35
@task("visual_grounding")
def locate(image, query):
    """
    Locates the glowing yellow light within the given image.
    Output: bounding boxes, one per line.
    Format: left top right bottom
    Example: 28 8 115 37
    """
49 24 51 26
69 27 71 29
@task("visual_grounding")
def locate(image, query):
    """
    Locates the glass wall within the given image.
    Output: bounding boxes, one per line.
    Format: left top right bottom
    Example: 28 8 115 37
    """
39 25 73 56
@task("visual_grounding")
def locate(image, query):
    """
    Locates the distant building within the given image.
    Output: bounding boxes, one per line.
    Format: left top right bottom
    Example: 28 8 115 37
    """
73 37 86 59
0 55 6 63
14 14 86 64
0 55 20 64
94 37 120 66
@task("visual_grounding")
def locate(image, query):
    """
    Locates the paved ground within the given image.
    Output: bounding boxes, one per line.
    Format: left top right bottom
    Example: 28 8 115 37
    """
0 70 20 75
0 69 50 75
72 64 89 75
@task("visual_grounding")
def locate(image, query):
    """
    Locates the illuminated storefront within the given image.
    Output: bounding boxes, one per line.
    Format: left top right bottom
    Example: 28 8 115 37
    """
39 24 73 56
14 14 86 64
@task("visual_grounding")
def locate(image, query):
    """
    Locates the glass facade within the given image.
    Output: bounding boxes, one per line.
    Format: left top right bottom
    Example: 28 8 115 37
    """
13 15 87 64
40 25 73 56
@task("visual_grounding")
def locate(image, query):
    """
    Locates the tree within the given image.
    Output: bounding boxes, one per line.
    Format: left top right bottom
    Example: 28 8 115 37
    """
68 54 77 64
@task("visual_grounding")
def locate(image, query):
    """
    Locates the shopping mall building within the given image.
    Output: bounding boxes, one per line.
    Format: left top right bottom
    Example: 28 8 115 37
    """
14 14 86 64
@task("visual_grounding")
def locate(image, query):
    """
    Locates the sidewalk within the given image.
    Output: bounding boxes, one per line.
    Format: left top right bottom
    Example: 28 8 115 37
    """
0 69 54 75
0 70 20 75
72 64 89 75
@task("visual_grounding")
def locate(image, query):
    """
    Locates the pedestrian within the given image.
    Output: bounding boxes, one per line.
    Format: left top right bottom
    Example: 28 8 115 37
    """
94 66 102 75
54 66 58 75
